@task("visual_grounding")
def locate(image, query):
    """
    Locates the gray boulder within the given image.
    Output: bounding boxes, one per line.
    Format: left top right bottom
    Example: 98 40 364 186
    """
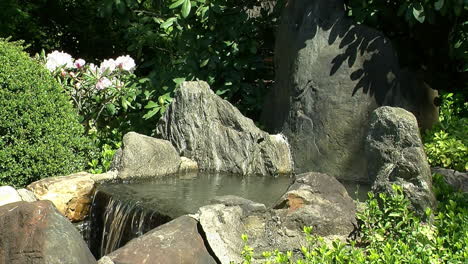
197 173 356 263
0 201 96 264
366 106 436 214
98 215 217 264
261 0 437 182
155 81 293 176
273 172 357 238
431 167 468 193
111 132 181 179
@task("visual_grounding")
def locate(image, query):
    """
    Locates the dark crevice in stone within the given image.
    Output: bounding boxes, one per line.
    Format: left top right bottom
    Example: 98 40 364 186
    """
197 221 222 264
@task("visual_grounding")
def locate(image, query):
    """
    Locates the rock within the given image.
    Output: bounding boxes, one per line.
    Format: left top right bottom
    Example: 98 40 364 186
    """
210 195 267 214
27 172 96 222
179 157 199 173
431 167 468 193
273 172 356 238
17 188 37 202
100 215 217 264
0 201 96 264
90 170 118 183
198 204 245 264
155 81 293 176
197 176 356 263
261 0 437 182
0 186 22 206
111 132 181 179
366 106 436 214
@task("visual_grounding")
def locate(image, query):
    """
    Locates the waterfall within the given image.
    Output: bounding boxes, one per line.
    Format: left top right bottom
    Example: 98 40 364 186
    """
88 190 172 258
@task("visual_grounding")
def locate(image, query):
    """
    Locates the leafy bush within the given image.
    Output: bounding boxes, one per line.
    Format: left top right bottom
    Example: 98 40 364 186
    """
99 0 282 121
423 92 467 171
0 39 92 187
346 0 466 91
240 184 468 263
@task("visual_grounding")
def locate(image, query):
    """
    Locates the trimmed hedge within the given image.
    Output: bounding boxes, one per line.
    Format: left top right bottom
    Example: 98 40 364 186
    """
0 39 91 187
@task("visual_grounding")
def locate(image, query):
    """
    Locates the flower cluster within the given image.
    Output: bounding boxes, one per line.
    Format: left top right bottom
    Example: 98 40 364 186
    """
41 50 140 131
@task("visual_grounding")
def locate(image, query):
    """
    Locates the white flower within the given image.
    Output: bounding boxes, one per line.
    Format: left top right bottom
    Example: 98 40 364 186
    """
99 59 117 74
74 58 86 69
88 63 99 74
95 77 112 90
45 51 74 71
115 55 136 72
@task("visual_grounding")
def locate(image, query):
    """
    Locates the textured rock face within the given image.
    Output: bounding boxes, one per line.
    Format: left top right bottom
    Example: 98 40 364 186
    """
273 172 357 237
111 132 181 179
0 201 96 264
17 188 37 202
155 81 293 176
261 0 437 182
0 186 22 206
99 215 217 264
27 172 96 222
366 106 436 214
196 173 356 263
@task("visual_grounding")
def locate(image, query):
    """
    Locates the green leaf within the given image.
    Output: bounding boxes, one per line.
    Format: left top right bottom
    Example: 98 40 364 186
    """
434 0 444 11
142 107 160 119
169 0 185 9
181 0 191 18
172 77 186 85
200 58 209 67
412 4 425 23
144 101 159 109
160 17 177 29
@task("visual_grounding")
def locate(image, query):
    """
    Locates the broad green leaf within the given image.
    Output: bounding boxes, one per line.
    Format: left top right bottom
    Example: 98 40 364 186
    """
434 0 444 11
181 0 191 18
169 0 185 9
200 58 209 67
144 101 159 109
172 77 186 84
412 4 425 23
160 17 177 29
143 107 160 119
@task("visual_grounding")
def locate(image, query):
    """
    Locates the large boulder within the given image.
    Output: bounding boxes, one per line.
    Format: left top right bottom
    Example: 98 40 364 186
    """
273 172 357 238
111 132 182 179
27 172 96 222
0 186 22 206
155 81 293 176
261 0 437 182
431 167 468 193
98 215 217 264
366 106 436 214
0 201 96 264
196 173 356 263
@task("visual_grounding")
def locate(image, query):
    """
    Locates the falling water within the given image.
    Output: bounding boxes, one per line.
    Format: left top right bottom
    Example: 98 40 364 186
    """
88 190 172 258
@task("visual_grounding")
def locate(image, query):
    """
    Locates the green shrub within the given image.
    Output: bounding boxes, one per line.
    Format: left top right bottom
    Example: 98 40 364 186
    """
0 39 92 187
239 183 468 263
423 92 468 171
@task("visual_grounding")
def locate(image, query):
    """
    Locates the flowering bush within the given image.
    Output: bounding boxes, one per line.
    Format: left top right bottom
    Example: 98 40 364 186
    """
38 50 142 132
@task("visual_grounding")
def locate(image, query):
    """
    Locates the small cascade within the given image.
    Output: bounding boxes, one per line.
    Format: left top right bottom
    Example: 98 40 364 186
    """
88 189 172 258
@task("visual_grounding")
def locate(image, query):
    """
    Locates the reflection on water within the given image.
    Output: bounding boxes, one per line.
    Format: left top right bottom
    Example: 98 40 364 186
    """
98 172 293 218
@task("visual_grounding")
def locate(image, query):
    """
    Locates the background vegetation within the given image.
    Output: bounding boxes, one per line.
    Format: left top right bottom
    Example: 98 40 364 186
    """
0 0 466 180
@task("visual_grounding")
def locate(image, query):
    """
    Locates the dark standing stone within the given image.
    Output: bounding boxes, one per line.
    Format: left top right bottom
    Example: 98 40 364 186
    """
0 201 96 264
261 0 438 182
